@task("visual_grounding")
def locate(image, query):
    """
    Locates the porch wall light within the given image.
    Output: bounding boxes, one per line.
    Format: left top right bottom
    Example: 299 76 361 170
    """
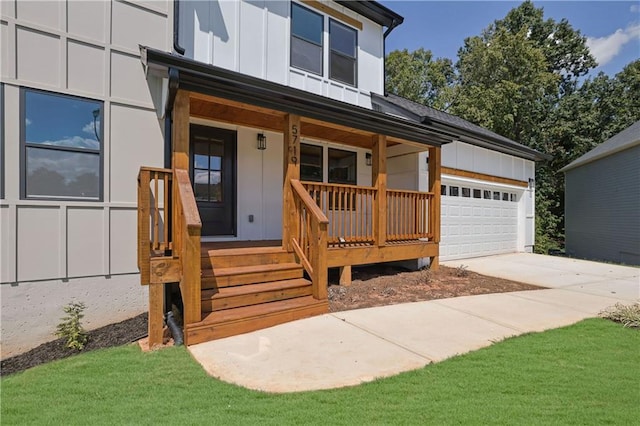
365 152 372 166
528 177 535 189
257 133 267 150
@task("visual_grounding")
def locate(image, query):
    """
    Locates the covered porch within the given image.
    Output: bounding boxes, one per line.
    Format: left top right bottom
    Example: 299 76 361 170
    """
138 47 450 346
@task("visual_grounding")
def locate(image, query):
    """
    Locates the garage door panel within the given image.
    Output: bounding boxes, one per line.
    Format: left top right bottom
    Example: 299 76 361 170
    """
441 179 522 261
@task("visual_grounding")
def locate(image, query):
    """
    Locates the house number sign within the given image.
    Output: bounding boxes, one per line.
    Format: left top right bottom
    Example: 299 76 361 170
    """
290 124 299 164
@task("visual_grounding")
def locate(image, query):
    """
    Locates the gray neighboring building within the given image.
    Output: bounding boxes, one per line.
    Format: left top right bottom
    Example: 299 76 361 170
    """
561 121 640 265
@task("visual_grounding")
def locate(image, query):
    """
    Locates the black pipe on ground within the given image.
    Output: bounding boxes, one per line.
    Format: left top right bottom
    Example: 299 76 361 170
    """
165 311 184 346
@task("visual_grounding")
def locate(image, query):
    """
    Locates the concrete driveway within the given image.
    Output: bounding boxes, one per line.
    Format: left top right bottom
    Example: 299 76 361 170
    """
189 253 639 393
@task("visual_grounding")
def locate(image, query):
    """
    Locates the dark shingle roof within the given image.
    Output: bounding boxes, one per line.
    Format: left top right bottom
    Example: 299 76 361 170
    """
560 120 640 172
371 93 550 161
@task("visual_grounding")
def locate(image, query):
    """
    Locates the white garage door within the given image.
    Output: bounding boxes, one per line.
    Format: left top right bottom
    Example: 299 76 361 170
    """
440 179 522 261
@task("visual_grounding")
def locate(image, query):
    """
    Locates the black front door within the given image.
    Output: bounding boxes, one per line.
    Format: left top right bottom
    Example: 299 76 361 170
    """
190 125 236 236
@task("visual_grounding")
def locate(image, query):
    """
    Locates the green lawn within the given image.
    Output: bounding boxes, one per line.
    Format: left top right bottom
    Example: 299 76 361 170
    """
2 319 638 425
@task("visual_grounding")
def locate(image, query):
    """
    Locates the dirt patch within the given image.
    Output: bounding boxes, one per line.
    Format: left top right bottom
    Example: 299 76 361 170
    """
328 264 544 312
2 265 544 376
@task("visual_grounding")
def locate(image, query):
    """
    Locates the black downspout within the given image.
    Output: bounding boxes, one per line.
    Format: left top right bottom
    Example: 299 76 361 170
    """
174 0 186 55
382 19 400 96
163 68 181 319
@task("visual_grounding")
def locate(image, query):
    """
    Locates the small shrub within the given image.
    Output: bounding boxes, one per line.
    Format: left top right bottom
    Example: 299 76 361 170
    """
56 302 89 350
419 268 432 285
599 302 640 328
455 264 469 277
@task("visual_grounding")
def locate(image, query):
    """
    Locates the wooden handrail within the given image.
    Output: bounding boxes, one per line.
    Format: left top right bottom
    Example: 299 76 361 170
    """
137 166 203 346
291 180 329 225
290 179 328 301
173 168 202 327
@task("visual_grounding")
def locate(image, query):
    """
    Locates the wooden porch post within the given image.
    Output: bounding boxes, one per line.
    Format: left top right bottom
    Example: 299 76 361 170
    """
372 134 387 247
282 114 301 251
428 146 441 270
172 91 190 170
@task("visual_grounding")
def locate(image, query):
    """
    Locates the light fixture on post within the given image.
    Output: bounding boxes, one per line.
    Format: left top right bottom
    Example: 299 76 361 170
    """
365 152 372 166
257 133 267 150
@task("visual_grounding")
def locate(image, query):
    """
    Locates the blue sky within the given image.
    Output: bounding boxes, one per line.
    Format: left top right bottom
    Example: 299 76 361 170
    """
381 1 640 77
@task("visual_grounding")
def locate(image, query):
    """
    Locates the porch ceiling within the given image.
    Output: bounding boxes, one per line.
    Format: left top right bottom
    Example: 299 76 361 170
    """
190 92 416 150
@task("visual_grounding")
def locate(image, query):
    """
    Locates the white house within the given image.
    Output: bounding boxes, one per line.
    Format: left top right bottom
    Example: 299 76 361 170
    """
561 121 640 266
1 0 545 357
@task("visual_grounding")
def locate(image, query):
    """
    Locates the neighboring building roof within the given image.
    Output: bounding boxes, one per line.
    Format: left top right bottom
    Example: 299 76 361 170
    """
338 1 404 28
371 93 550 161
560 120 640 173
141 47 461 147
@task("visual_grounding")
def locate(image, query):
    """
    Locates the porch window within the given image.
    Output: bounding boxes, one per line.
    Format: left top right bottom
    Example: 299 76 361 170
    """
328 148 356 210
300 143 323 182
328 148 356 185
329 19 357 86
21 89 102 200
291 3 323 76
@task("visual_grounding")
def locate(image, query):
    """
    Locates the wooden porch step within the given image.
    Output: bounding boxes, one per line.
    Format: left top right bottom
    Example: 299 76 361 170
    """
202 246 295 269
201 263 304 289
201 278 313 312
185 296 329 345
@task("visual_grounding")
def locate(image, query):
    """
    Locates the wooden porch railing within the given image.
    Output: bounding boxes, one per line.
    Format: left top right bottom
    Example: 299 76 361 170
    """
137 166 201 346
137 167 173 284
302 181 377 245
387 189 434 241
290 180 329 300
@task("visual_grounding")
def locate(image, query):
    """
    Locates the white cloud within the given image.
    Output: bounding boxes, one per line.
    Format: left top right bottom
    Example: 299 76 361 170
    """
25 118 32 126
40 136 100 150
631 5 639 13
82 120 100 135
586 23 640 67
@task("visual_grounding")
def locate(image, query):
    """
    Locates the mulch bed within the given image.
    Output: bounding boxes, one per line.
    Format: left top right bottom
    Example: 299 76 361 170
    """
1 313 148 377
1 265 544 377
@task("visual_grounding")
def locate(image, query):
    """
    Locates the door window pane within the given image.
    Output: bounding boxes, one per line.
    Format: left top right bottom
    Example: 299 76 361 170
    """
449 186 459 197
22 89 102 200
473 189 481 198
193 141 223 203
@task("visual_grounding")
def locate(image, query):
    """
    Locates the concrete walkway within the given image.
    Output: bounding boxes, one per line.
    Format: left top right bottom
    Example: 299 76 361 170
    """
189 253 639 393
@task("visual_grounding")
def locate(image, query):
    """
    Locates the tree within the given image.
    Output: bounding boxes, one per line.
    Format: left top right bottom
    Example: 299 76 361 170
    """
385 48 455 110
384 1 638 254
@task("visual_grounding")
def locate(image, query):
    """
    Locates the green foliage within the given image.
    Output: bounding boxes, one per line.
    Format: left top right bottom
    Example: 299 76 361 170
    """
56 302 88 351
600 303 640 329
385 48 455 109
2 319 638 425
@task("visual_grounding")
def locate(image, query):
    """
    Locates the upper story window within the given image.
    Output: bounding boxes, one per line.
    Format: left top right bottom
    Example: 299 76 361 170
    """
291 3 358 87
329 19 357 86
291 3 323 76
21 89 103 201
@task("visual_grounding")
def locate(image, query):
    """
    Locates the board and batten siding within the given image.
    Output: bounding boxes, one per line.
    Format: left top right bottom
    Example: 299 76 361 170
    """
179 0 383 109
0 0 171 357
565 145 640 265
